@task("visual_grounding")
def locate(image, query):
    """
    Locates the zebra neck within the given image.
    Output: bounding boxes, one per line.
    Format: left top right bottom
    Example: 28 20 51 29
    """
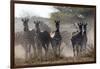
56 29 59 33
36 29 41 36
83 31 87 36
84 31 87 34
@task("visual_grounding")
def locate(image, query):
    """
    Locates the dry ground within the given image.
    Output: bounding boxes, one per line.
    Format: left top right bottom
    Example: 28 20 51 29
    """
15 46 95 67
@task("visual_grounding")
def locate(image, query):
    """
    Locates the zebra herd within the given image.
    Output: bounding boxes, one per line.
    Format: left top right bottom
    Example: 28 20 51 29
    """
16 17 87 61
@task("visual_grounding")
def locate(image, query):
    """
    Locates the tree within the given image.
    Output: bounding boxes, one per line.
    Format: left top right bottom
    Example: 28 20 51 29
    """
50 6 95 25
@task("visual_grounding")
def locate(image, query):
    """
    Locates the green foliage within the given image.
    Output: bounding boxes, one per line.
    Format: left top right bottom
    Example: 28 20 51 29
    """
50 6 95 25
55 6 95 17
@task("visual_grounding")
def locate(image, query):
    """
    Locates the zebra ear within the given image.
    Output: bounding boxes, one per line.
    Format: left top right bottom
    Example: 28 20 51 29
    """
55 20 57 23
55 20 60 23
57 20 60 23
36 20 40 24
83 22 87 26
22 18 29 23
78 22 83 26
26 18 29 22
34 21 36 24
21 18 25 22
34 20 41 24
78 22 80 26
38 21 41 24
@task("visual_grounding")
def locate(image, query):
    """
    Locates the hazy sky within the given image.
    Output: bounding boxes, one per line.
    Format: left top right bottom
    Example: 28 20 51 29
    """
15 4 58 18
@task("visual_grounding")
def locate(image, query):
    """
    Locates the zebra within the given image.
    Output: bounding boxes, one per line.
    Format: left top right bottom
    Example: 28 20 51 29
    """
21 17 36 61
71 22 87 56
50 20 62 57
34 20 51 60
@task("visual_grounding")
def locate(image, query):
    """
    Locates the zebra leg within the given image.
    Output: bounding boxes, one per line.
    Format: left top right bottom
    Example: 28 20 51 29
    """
75 45 77 56
79 45 82 56
73 45 76 57
52 45 56 58
84 42 87 53
45 43 49 60
56 45 60 57
26 44 31 62
58 41 61 57
25 47 27 62
25 50 28 62
39 44 43 61
76 45 79 56
80 44 83 56
51 40 56 57
25 44 29 62
29 44 32 59
32 43 37 58
56 45 59 57
42 43 48 60
37 47 39 60
77 45 80 56
36 41 41 61
54 47 56 57
81 43 87 56
54 45 57 57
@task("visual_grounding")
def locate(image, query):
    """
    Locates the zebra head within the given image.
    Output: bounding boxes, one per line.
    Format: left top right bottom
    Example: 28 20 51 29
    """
78 22 87 36
21 17 29 32
55 20 60 32
34 20 41 33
